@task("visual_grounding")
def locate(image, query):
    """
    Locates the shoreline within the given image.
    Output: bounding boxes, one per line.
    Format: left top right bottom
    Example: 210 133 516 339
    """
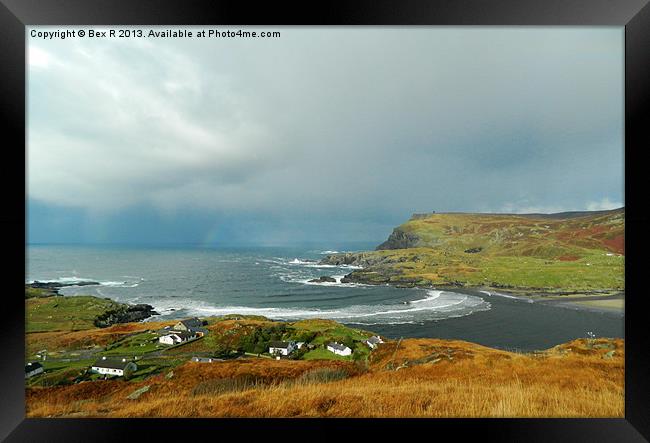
326 273 626 316
466 286 625 315
423 286 624 316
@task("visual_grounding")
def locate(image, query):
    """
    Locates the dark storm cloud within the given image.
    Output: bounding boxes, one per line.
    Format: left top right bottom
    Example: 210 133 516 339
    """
27 27 623 244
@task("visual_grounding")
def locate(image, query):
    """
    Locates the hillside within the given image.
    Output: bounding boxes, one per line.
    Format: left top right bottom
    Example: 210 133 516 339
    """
26 333 624 418
322 208 624 293
25 295 378 390
25 292 624 418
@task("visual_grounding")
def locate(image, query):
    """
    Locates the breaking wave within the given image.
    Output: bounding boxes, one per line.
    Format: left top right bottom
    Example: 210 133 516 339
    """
480 290 534 303
147 289 491 325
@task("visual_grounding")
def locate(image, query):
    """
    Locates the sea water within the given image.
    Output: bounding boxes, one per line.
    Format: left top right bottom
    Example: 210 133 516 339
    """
26 244 624 351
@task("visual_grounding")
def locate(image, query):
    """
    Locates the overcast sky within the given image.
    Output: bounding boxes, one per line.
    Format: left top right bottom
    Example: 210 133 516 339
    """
27 27 624 246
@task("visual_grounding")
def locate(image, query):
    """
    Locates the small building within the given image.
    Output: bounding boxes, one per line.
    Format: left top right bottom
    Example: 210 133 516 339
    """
364 336 384 349
268 341 296 356
159 330 197 345
174 318 204 332
25 362 44 379
191 356 217 363
295 342 305 350
91 357 137 377
326 342 352 356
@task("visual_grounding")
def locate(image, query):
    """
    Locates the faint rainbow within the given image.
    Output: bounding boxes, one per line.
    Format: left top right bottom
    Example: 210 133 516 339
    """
201 223 221 248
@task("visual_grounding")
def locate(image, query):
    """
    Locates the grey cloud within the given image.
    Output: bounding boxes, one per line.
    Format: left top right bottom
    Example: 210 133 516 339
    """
27 27 623 242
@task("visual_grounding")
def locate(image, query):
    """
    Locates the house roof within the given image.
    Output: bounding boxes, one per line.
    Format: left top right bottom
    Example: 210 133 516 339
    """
366 336 383 344
25 362 43 373
92 357 134 370
269 341 293 349
327 342 350 351
167 330 195 339
177 318 203 328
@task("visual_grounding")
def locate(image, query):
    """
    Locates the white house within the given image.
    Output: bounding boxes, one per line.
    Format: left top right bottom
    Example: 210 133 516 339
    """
268 341 296 356
91 357 137 377
159 334 181 345
25 362 44 379
364 336 384 349
159 330 197 345
326 342 352 356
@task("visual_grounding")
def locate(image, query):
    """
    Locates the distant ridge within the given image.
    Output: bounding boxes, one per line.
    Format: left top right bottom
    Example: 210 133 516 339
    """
515 207 624 220
410 207 624 221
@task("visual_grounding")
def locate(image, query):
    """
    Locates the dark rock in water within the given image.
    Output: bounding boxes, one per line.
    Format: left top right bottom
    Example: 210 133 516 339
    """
340 272 389 285
93 303 158 328
464 247 483 254
308 276 337 283
29 280 101 289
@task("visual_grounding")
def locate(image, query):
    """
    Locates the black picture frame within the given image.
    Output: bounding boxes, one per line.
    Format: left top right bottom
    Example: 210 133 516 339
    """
2 0 648 441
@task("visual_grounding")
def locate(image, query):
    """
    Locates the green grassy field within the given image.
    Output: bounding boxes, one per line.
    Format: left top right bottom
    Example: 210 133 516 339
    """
100 332 163 356
26 296 124 333
302 348 351 361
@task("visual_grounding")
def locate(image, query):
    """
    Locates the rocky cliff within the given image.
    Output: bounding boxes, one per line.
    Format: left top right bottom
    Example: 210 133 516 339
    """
375 229 422 250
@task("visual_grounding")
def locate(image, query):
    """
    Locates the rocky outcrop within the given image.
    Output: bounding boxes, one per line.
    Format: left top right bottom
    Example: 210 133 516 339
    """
93 304 159 328
26 280 101 297
29 281 101 289
339 270 434 288
308 276 337 283
26 281 102 298
321 251 428 267
26 281 158 327
320 253 365 266
376 229 422 250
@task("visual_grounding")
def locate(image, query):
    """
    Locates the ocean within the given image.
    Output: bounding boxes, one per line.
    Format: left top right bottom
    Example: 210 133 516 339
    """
26 244 624 351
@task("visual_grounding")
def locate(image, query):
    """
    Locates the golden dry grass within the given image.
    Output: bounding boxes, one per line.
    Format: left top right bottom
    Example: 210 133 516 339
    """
26 337 624 418
26 320 177 356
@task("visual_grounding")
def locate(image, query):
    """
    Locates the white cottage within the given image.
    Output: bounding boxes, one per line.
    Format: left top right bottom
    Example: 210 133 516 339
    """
364 335 384 349
326 342 352 356
268 341 296 356
159 330 197 345
91 357 137 377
